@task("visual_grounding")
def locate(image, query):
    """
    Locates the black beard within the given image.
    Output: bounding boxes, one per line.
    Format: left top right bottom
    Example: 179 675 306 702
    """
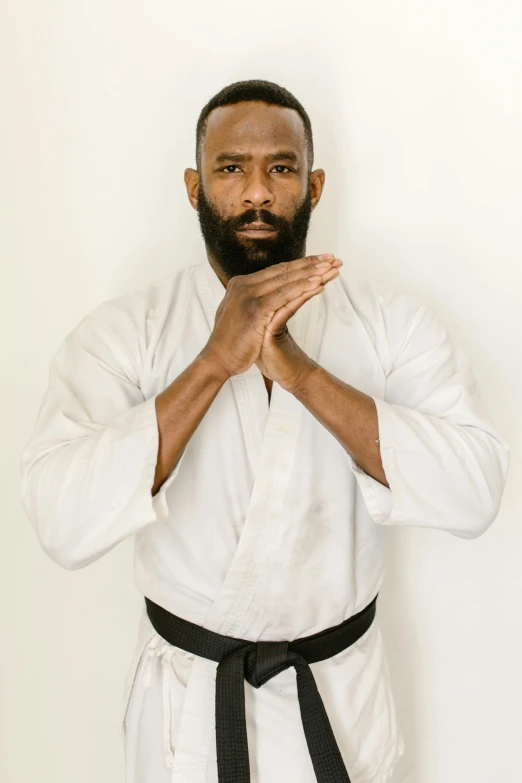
196 184 313 281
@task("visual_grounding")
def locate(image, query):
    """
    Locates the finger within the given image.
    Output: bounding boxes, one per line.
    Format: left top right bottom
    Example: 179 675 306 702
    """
262 265 340 313
242 254 337 289
267 285 325 334
307 267 341 285
266 253 336 278
267 265 341 331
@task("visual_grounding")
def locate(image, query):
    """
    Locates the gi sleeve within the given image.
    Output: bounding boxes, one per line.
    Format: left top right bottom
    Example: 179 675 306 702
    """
19 311 187 570
348 303 510 539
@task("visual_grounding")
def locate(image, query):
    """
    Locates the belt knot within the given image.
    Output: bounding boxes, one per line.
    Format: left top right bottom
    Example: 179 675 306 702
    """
244 640 292 688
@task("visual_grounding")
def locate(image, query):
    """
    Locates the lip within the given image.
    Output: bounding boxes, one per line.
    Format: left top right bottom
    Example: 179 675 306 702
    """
240 222 274 229
237 223 278 237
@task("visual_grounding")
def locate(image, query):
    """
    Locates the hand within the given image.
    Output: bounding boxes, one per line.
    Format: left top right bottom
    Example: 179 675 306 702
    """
202 254 341 379
254 258 343 392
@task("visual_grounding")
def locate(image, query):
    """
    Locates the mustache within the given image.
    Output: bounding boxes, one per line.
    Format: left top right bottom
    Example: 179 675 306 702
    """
227 209 285 231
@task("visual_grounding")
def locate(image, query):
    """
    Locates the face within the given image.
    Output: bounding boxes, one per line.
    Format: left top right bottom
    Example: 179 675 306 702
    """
185 101 325 283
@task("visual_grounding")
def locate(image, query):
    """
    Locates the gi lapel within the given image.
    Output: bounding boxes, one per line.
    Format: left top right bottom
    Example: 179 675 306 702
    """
170 261 323 783
195 260 324 638
195 260 268 475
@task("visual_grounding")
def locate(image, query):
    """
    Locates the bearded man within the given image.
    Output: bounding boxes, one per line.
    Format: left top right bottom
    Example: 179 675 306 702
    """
20 79 510 783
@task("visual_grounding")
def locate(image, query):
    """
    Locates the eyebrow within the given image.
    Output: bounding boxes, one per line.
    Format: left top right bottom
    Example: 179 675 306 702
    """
214 151 299 164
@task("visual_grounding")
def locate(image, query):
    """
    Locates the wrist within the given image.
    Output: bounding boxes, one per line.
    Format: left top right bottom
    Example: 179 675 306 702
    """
195 348 233 384
284 357 320 396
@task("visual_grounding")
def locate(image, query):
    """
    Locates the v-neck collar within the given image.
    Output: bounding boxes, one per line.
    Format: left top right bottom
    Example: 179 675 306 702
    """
195 258 323 478
194 258 325 636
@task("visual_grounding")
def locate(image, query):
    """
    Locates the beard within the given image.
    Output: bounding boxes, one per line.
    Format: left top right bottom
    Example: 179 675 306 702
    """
196 183 313 281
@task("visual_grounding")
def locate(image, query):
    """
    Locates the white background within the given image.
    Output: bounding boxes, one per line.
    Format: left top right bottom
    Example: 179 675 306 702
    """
2 1 521 781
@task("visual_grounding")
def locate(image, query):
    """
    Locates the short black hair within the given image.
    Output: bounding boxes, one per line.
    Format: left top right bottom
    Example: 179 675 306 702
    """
195 79 314 173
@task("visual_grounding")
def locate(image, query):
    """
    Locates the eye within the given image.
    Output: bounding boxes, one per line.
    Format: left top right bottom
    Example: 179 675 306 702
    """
219 164 295 174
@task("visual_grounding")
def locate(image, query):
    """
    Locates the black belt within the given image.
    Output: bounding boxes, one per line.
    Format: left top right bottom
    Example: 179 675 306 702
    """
145 593 378 783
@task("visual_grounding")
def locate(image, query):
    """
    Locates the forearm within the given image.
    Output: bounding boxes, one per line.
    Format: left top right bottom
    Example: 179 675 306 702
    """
292 363 389 487
152 350 231 495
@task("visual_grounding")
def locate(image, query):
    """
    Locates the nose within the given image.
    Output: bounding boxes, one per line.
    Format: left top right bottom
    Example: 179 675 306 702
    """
241 171 275 209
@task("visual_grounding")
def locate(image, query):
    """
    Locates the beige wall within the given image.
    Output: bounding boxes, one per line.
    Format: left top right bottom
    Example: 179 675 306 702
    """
3 1 520 781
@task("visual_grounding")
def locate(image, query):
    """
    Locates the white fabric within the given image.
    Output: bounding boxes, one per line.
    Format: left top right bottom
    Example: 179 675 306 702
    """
20 258 510 783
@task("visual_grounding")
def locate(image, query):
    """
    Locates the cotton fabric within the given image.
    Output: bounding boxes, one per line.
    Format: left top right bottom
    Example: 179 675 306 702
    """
20 258 510 782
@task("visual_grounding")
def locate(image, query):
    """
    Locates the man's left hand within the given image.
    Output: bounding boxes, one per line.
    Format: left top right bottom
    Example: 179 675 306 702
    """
254 259 342 393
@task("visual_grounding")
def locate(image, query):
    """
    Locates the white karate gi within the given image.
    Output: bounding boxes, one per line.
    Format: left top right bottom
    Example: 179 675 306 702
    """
20 258 510 783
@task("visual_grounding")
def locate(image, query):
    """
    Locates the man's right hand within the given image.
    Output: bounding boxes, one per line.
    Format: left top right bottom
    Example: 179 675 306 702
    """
201 254 340 379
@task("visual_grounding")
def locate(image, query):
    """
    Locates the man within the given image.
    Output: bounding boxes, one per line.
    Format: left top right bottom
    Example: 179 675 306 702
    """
20 79 510 783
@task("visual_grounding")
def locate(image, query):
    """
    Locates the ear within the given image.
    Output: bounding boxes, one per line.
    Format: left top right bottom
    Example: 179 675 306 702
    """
184 168 199 210
309 169 326 209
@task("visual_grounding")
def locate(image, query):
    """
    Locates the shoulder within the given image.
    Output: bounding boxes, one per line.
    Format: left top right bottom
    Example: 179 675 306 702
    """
329 266 428 368
68 264 197 381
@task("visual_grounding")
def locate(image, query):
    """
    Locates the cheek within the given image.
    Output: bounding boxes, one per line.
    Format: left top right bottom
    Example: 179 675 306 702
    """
210 187 240 217
205 189 236 219
283 194 305 219
278 181 306 207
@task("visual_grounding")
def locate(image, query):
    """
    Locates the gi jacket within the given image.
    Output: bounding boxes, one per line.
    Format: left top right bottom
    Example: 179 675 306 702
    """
20 258 510 782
